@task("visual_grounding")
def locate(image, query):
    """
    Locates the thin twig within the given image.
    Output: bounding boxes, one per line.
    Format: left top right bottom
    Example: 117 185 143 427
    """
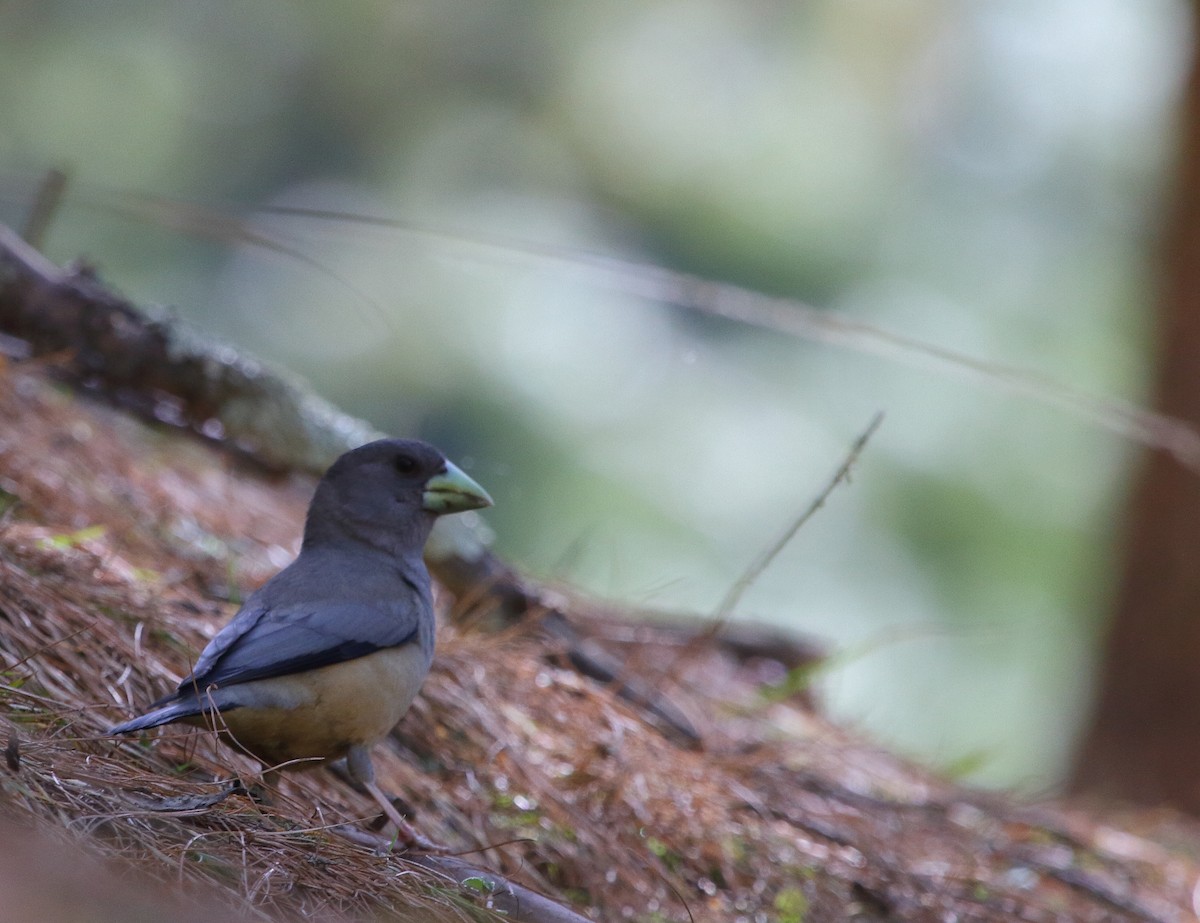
648 412 884 696
715 411 884 621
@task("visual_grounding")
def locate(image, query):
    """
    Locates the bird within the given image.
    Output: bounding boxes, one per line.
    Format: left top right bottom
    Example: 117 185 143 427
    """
110 437 492 845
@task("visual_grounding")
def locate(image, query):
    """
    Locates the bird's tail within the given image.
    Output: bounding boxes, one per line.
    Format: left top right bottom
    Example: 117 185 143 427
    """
109 699 203 735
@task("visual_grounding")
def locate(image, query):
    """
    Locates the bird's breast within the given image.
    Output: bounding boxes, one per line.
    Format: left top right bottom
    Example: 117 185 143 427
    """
211 644 431 769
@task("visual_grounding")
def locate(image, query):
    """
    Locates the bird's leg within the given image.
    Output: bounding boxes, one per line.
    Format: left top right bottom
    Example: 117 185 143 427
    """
244 766 281 806
326 756 365 792
345 745 443 852
262 766 283 798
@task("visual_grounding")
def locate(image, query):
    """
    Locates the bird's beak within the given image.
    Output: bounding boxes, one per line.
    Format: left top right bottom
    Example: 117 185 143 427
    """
423 461 494 513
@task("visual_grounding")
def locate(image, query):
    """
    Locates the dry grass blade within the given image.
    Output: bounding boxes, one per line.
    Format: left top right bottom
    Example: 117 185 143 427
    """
6 175 1189 469
245 203 1200 471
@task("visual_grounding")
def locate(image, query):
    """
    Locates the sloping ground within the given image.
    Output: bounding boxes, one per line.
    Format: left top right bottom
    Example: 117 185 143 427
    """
1 363 1199 922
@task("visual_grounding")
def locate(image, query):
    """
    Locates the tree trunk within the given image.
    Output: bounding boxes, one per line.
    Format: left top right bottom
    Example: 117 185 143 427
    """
1069 25 1200 808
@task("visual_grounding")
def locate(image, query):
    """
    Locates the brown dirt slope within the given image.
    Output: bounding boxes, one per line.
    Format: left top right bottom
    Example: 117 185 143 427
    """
1 362 1199 922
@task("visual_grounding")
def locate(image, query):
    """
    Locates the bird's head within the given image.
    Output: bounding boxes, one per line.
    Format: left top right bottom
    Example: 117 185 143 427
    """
303 438 492 553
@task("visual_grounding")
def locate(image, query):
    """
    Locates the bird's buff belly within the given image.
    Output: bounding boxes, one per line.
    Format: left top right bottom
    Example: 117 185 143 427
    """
194 645 430 770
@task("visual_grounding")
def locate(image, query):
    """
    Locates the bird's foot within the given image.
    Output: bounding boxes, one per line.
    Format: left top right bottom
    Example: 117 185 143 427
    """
243 781 275 806
363 779 447 852
387 818 447 853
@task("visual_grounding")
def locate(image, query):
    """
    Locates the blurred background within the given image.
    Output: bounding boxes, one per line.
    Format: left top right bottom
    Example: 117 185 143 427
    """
0 0 1189 792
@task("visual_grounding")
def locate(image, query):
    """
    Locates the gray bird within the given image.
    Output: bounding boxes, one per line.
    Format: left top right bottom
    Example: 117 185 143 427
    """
111 438 492 842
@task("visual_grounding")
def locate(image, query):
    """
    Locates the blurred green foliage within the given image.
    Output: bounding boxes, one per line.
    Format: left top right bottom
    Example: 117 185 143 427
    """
0 0 1188 788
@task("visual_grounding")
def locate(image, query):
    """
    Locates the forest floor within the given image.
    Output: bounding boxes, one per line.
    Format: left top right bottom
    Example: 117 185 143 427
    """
2 356 1200 921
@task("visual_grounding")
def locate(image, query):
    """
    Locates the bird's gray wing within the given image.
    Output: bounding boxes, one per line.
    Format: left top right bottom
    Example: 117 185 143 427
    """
176 598 423 694
179 600 272 692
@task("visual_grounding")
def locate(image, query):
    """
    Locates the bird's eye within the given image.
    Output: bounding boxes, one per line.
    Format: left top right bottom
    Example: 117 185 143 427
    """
394 454 418 476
